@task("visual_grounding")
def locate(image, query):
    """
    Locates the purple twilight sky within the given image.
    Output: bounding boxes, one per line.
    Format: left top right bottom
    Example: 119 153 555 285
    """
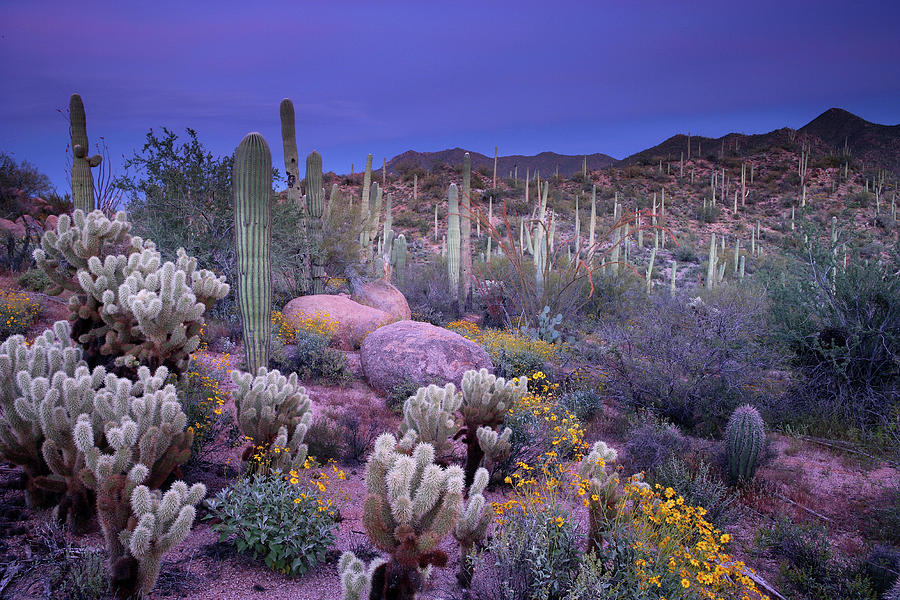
2 0 899 193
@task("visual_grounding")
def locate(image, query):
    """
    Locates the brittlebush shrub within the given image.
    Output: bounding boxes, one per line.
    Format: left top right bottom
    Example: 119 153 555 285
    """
270 310 349 384
0 289 40 340
205 471 341 576
447 320 558 379
473 378 768 600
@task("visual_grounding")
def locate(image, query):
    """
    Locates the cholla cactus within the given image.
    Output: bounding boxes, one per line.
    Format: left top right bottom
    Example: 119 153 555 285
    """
578 440 620 552
0 321 84 507
476 425 512 476
453 466 491 588
361 433 464 599
459 369 528 489
123 481 206 597
339 551 387 600
231 367 313 472
34 210 229 375
75 380 200 599
725 405 765 482
398 383 461 460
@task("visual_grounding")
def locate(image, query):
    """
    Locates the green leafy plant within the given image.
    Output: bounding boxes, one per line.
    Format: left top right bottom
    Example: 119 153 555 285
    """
289 329 351 384
205 473 337 576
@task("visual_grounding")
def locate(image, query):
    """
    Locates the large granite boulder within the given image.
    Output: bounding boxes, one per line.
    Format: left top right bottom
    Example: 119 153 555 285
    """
360 320 493 394
282 294 393 351
351 279 411 321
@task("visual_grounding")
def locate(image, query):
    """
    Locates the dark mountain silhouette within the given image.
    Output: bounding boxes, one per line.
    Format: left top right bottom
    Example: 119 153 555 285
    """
618 108 899 173
382 109 899 178
385 148 615 179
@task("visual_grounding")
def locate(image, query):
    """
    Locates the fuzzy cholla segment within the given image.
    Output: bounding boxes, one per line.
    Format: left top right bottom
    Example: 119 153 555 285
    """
460 368 528 429
0 322 84 481
454 467 491 548
339 551 387 600
123 481 206 596
34 210 229 374
476 425 512 469
363 433 464 555
399 383 461 458
231 367 313 472
579 440 620 499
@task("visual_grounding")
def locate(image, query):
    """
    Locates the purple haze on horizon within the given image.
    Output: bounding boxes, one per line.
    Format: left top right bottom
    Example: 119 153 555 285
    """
1 0 899 194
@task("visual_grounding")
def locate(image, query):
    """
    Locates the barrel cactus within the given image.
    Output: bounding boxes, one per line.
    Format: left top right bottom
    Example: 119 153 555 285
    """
233 133 273 375
725 404 765 482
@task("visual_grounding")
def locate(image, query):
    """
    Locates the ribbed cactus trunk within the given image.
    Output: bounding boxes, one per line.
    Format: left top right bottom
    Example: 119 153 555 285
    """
725 405 765 482
360 154 373 260
69 94 100 213
306 151 325 294
279 99 311 294
706 232 717 290
234 133 272 374
447 184 460 301
460 153 472 311
391 233 407 288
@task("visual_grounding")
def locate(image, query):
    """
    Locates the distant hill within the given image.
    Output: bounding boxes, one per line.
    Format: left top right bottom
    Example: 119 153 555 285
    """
619 108 900 174
798 108 900 173
385 148 616 179
381 109 899 178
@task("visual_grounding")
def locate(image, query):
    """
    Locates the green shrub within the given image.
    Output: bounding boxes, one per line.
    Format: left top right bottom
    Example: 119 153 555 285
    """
303 416 346 464
653 456 744 528
205 473 337 576
759 517 878 600
557 388 603 422
16 268 51 292
471 502 581 600
177 360 238 463
288 330 351 384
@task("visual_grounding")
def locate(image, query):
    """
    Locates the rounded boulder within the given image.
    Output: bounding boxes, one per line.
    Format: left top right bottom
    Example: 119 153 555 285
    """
360 320 493 394
282 294 393 351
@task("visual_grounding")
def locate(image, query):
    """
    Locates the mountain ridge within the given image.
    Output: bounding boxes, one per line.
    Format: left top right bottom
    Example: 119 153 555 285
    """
381 108 900 178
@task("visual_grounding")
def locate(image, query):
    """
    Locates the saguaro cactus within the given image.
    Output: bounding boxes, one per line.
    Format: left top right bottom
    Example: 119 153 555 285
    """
306 151 325 294
460 152 473 309
391 233 407 287
279 98 311 294
725 404 765 482
447 184 460 300
69 93 101 213
234 133 273 374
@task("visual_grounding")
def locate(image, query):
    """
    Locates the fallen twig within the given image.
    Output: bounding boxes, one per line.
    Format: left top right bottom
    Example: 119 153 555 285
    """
774 491 833 523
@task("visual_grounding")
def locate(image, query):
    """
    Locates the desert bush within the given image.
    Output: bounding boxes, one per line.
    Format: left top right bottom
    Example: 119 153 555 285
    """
0 288 40 340
205 473 337 576
863 545 900 597
29 522 109 600
447 320 558 380
768 238 900 443
866 483 900 545
397 255 458 321
177 357 237 463
603 287 775 434
16 267 51 291
759 517 878 600
0 151 53 219
622 417 690 475
556 388 603 423
471 501 582 600
304 416 346 464
288 329 351 384
695 202 720 223
652 456 744 528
